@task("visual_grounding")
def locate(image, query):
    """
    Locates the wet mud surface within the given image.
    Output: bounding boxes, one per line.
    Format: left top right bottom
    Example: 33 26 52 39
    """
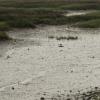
0 26 100 100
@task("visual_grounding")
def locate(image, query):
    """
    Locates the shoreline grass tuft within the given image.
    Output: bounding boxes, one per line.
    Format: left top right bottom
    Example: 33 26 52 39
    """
0 31 10 40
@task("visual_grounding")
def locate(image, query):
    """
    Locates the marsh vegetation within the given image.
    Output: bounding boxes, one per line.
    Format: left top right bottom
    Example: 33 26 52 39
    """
0 0 99 39
0 0 100 30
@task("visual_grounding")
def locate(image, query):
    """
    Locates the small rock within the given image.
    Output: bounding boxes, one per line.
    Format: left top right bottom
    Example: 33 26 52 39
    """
91 56 95 59
67 36 78 40
40 97 45 100
95 87 98 90
67 98 71 100
70 90 72 93
27 48 30 51
6 55 10 59
89 56 95 59
58 44 64 47
71 70 73 73
11 87 14 90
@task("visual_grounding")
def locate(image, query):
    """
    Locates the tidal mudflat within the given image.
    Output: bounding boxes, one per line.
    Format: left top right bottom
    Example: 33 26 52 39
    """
0 25 100 100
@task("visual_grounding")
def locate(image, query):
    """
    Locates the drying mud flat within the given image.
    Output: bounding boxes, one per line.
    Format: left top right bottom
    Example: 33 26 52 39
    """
0 26 100 100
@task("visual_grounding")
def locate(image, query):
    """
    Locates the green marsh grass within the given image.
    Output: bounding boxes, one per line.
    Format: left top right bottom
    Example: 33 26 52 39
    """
0 31 10 40
0 0 100 33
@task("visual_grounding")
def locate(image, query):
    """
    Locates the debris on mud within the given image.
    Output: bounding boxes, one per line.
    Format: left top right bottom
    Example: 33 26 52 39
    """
48 36 78 41
67 36 78 40
56 36 78 41
27 48 30 51
6 55 11 59
58 44 64 47
11 86 15 90
77 89 100 100
40 97 45 100
90 56 95 59
42 88 100 100
48 36 55 39
56 36 68 40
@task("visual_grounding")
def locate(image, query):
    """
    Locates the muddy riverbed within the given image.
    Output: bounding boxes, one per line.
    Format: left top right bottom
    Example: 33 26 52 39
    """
0 25 100 100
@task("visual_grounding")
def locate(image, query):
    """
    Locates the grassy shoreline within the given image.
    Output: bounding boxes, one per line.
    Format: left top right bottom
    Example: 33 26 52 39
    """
0 0 100 29
0 0 100 39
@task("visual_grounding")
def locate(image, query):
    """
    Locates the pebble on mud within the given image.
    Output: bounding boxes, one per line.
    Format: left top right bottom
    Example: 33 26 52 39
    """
89 56 95 59
58 44 64 47
67 98 71 100
95 87 98 90
40 97 45 100
71 70 73 73
67 36 78 40
11 86 15 90
27 48 30 51
70 90 72 93
91 56 95 59
6 55 11 59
